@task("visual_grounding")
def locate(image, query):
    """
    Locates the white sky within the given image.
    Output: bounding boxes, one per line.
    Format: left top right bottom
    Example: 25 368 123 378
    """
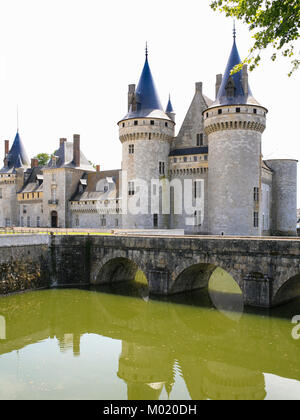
0 0 299 204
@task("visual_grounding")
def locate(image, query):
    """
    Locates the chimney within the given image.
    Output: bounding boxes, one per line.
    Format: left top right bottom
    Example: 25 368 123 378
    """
73 134 80 167
195 82 203 94
216 74 223 98
128 84 136 111
31 158 39 168
60 138 67 147
242 65 249 96
4 140 9 157
96 165 100 172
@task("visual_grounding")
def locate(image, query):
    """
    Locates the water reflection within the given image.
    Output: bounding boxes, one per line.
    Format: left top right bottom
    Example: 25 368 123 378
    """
0 286 300 400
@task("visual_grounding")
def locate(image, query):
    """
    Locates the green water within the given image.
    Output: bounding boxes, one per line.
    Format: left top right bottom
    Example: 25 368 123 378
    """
0 282 300 400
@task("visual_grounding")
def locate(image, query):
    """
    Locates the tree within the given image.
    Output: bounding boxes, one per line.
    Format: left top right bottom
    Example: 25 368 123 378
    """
210 0 300 76
34 153 51 166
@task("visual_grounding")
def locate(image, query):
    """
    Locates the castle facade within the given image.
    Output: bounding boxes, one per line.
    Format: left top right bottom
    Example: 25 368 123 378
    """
0 35 297 236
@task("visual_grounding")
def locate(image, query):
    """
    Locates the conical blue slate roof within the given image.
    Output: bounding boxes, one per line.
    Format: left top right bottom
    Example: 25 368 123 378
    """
1 131 30 173
209 37 261 108
166 95 174 113
120 54 171 121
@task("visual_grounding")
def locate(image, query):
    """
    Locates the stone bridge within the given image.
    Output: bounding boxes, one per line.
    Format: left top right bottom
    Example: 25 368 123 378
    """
51 234 300 308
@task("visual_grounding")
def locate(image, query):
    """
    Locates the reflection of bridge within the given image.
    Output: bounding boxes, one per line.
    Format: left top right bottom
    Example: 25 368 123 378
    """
51 235 300 308
0 290 299 400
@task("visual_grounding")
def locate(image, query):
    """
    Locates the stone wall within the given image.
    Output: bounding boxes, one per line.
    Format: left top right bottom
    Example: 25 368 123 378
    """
0 235 51 295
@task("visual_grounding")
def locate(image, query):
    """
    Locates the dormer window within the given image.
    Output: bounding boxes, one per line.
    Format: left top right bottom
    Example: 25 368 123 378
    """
225 77 236 98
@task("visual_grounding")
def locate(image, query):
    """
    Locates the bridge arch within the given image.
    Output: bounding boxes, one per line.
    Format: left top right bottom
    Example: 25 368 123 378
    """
170 262 242 295
91 252 148 286
272 272 300 306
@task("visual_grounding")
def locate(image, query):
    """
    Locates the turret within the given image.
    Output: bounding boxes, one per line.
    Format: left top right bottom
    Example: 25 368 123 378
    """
165 95 175 122
204 31 268 236
118 48 175 229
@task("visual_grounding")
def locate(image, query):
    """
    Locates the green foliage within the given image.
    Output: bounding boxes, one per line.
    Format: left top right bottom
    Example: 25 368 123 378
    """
34 153 51 166
210 0 300 76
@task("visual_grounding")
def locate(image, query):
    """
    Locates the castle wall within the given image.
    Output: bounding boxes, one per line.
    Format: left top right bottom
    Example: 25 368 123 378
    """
264 159 298 236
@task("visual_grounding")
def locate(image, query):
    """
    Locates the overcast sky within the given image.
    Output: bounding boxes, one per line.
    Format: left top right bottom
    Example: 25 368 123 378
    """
0 0 299 204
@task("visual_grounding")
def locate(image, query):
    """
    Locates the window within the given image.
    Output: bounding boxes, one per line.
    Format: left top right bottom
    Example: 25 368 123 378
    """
23 205 27 214
236 108 241 113
0 189 2 199
5 218 11 227
165 122 168 127
254 212 259 228
159 162 165 175
184 157 187 162
122 123 125 128
194 210 202 226
128 181 135 196
197 134 204 146
194 156 198 162
129 144 134 154
20 216 24 227
101 217 106 227
174 158 177 163
193 181 202 199
253 109 257 114
37 217 40 228
218 109 222 115
204 155 208 161
150 120 155 125
51 188 57 203
206 113 208 118
153 214 158 228
75 217 79 227
254 187 260 202
134 120 138 126
149 133 152 140
27 216 30 227
115 219 119 227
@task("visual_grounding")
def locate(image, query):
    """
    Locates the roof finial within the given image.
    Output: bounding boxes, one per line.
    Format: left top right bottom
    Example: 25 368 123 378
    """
233 20 236 41
145 42 148 59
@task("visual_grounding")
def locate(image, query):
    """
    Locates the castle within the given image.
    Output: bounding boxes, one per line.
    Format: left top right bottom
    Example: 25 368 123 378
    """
0 33 297 236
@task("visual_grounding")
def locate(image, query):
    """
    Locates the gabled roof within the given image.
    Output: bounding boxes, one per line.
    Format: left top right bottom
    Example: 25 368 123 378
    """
209 37 261 108
120 53 171 121
18 167 43 194
0 132 30 173
45 142 95 171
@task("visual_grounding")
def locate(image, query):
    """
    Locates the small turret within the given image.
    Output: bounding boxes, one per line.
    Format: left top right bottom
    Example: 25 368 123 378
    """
165 95 175 122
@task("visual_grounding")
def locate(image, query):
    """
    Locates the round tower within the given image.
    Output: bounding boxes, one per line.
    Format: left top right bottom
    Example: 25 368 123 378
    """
119 49 175 229
204 32 268 236
264 159 298 236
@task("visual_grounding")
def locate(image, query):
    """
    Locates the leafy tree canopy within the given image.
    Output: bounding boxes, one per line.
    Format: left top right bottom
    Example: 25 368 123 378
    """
33 153 51 166
210 0 300 76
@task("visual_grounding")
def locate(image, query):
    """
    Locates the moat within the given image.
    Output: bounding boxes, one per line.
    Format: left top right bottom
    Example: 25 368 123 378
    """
0 274 300 400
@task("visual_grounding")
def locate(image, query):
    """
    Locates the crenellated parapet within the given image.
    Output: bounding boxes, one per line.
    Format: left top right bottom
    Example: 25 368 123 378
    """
204 105 267 135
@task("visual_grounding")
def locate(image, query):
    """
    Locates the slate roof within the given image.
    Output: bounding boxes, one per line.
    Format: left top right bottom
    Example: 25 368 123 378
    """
208 37 261 109
18 167 44 194
120 53 171 121
169 147 208 157
0 132 30 173
46 142 95 171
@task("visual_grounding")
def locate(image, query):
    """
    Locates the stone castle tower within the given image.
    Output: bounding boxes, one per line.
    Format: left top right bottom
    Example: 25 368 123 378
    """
118 48 175 229
204 33 268 236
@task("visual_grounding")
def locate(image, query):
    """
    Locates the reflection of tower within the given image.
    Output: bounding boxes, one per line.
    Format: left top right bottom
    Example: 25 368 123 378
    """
117 341 175 400
56 333 81 357
180 358 266 400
